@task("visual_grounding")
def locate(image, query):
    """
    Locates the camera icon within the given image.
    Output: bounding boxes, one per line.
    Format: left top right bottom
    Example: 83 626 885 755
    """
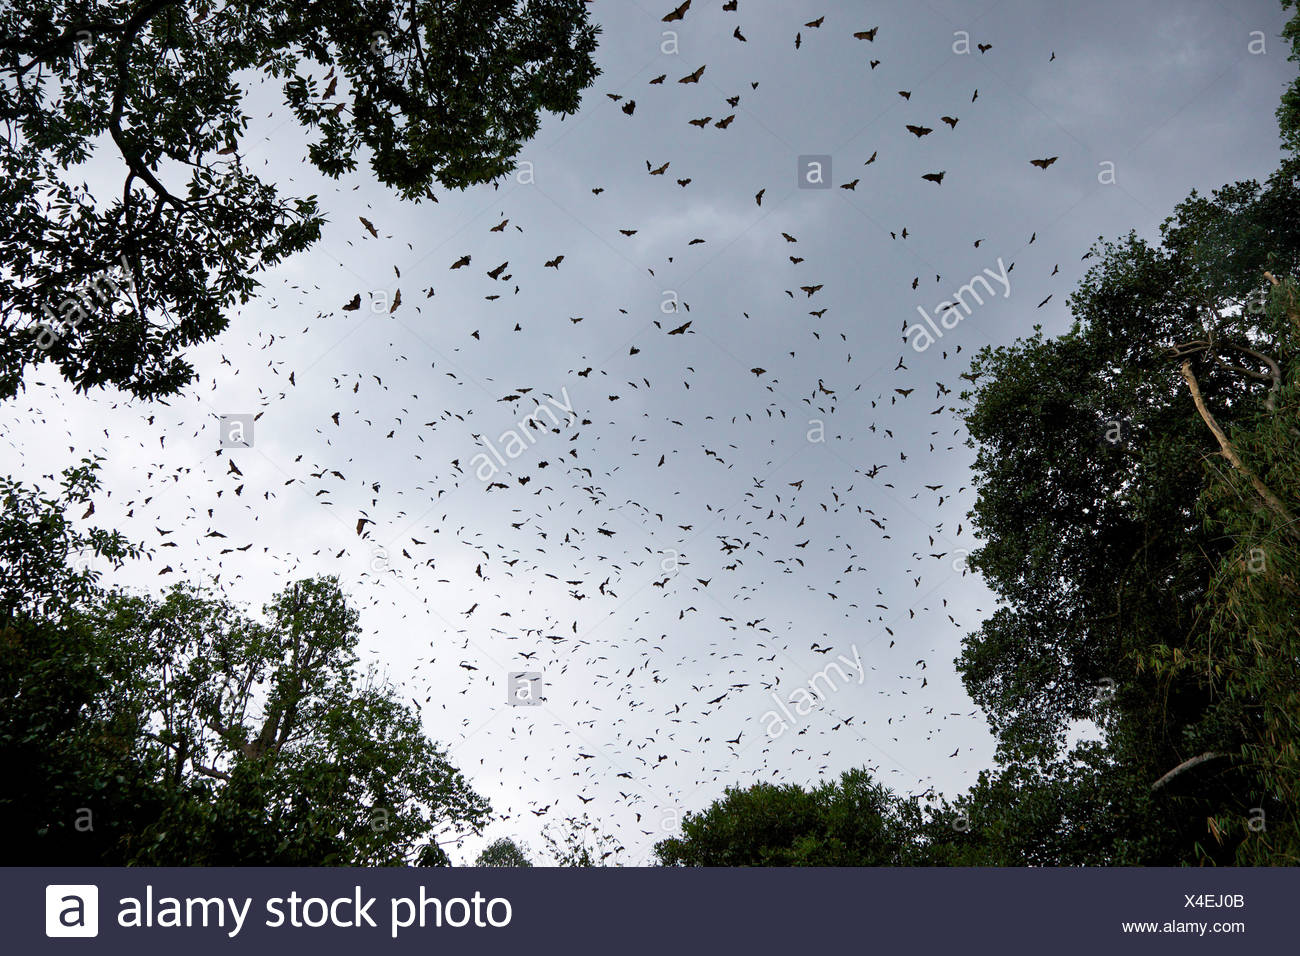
507 671 544 706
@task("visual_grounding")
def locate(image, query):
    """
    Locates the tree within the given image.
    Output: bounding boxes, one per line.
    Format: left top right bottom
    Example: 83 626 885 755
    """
952 4 1300 864
86 576 491 864
0 459 154 863
1278 1 1300 153
0 1 600 400
1143 273 1300 864
1 464 490 863
654 769 924 866
475 836 533 867
541 814 623 866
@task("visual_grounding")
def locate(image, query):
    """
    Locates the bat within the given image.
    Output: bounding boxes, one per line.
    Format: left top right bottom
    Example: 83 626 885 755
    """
662 1 690 23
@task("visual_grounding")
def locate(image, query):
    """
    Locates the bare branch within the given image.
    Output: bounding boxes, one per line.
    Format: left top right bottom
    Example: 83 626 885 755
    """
1180 360 1298 536
1151 751 1231 792
192 762 231 782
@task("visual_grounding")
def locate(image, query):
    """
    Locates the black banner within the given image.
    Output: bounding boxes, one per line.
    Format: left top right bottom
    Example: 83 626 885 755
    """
11 867 1293 954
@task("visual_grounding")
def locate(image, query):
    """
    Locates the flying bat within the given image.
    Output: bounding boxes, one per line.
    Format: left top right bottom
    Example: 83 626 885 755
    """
662 0 690 22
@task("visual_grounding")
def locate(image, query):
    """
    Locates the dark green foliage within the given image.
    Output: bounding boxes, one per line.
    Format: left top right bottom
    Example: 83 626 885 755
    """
475 836 534 867
951 165 1300 865
1279 2 1300 153
655 769 923 866
0 1 600 400
1142 277 1300 864
0 464 489 864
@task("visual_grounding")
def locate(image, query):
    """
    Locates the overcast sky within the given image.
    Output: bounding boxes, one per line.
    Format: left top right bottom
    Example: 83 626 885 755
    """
3 0 1295 864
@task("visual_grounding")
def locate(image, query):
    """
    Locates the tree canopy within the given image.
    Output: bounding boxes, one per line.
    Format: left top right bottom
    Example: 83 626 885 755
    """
655 769 923 866
475 836 534 867
1 463 489 864
0 0 600 400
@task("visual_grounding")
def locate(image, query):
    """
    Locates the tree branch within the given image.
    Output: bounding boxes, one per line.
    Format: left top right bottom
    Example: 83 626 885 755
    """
1221 343 1282 411
192 762 231 782
1150 751 1231 792
106 2 189 210
1179 360 1298 535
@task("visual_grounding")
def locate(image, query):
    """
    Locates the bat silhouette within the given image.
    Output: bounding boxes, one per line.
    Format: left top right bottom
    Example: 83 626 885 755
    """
662 0 690 23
